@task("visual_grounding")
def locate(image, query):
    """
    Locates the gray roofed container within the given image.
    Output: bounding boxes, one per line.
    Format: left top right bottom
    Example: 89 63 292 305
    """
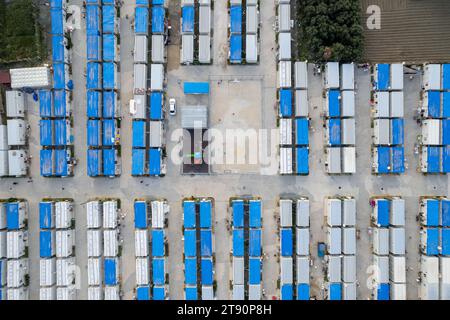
280 257 293 284
342 255 356 283
134 35 148 64
295 90 308 117
246 6 258 34
199 6 211 34
296 228 309 256
245 35 258 64
327 227 342 255
296 256 309 284
340 63 355 90
198 35 211 64
326 147 341 174
373 227 389 255
181 35 194 64
151 35 165 63
233 257 244 285
280 199 293 227
278 4 291 32
150 64 164 91
296 199 310 227
149 121 163 148
133 64 147 93
342 199 356 226
248 284 261 300
278 32 291 61
389 227 405 255
294 62 308 89
327 255 341 282
232 284 245 300
342 227 356 255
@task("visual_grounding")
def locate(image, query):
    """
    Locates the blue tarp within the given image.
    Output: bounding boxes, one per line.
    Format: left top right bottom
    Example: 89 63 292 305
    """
87 34 101 61
152 6 165 33
443 64 450 90
53 90 67 117
132 121 146 148
103 62 115 89
53 63 65 90
328 119 341 146
377 283 390 300
153 286 165 300
102 119 116 146
185 258 197 285
376 199 390 227
102 148 116 177
296 147 309 174
6 203 20 230
40 230 53 258
135 7 149 34
134 201 147 229
185 286 197 300
296 118 309 145
249 200 261 228
54 119 68 146
52 35 65 63
104 258 118 285
201 230 212 257
40 119 53 147
87 120 100 147
232 200 244 227
184 201 196 229
392 119 404 145
103 90 116 118
102 5 116 33
200 200 212 228
297 284 309 300
41 149 54 177
442 200 450 227
392 146 405 173
427 147 440 174
201 258 213 285
55 149 69 177
281 284 293 300
230 5 242 33
443 120 450 145
329 283 342 300
230 35 242 63
39 90 52 117
87 149 101 177
426 228 439 256
249 258 261 285
103 34 116 62
428 91 441 118
279 89 292 117
281 229 293 256
87 62 101 90
233 229 244 256
442 228 450 255
39 202 53 229
184 229 196 257
51 8 64 35
444 146 450 173
87 90 101 118
376 64 390 90
86 5 100 35
152 230 165 257
136 286 150 300
149 148 161 176
249 229 261 257
444 92 450 118
184 82 210 95
153 258 165 285
150 92 163 120
328 90 340 117
132 149 146 176
377 146 390 174
182 6 194 33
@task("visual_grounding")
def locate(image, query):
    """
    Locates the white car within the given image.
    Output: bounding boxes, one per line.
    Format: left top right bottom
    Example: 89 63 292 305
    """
169 98 176 115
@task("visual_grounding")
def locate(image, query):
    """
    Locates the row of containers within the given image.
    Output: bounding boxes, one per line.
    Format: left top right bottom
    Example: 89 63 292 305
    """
86 1 122 177
323 63 357 174
132 0 167 177
0 200 29 300
370 197 407 300
228 0 259 64
371 63 405 174
277 1 309 176
40 0 75 177
0 91 30 177
180 0 213 64
419 197 450 299
324 197 357 300
86 199 123 300
39 199 76 300
182 198 215 300
419 64 450 173
134 199 169 300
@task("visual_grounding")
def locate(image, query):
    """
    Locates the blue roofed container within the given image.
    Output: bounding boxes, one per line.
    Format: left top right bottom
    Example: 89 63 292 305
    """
152 230 165 257
281 284 293 300
132 121 146 148
54 89 69 117
442 228 450 256
443 92 450 118
200 230 212 257
392 147 405 173
103 90 118 118
328 283 342 300
183 200 196 228
232 200 244 227
40 230 55 258
152 6 165 33
102 148 118 177
87 62 102 90
184 82 210 95
50 8 64 35
185 286 197 300
41 149 54 177
40 119 53 147
229 35 242 64
422 199 440 227
184 229 196 257
53 63 67 90
391 119 404 145
87 149 101 177
182 6 195 33
135 7 149 34
279 89 292 117
443 146 450 173
103 62 118 90
184 258 196 285
297 284 310 300
296 147 309 174
87 34 101 61
281 229 293 257
296 118 309 145
443 120 450 145
103 34 118 62
54 119 71 146
152 0 164 4
136 0 149 5
50 0 64 8
86 5 101 35
104 258 119 286
201 258 213 285
39 202 54 229
102 5 117 34
376 283 390 300
136 286 150 300
442 200 450 227
132 149 146 176
249 200 261 228
200 200 212 229
134 201 148 229
328 119 341 146
233 229 244 256
327 90 340 117
375 64 390 90
87 90 102 118
87 119 101 147
6 202 26 230
102 119 117 146
427 147 440 173
55 149 71 177
150 92 163 120
52 35 66 63
249 258 261 285
249 229 261 257
153 286 165 300
422 228 439 256
230 5 242 33
39 90 53 117
376 146 390 174
427 91 441 118
443 64 450 90
148 148 162 176
374 199 390 227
